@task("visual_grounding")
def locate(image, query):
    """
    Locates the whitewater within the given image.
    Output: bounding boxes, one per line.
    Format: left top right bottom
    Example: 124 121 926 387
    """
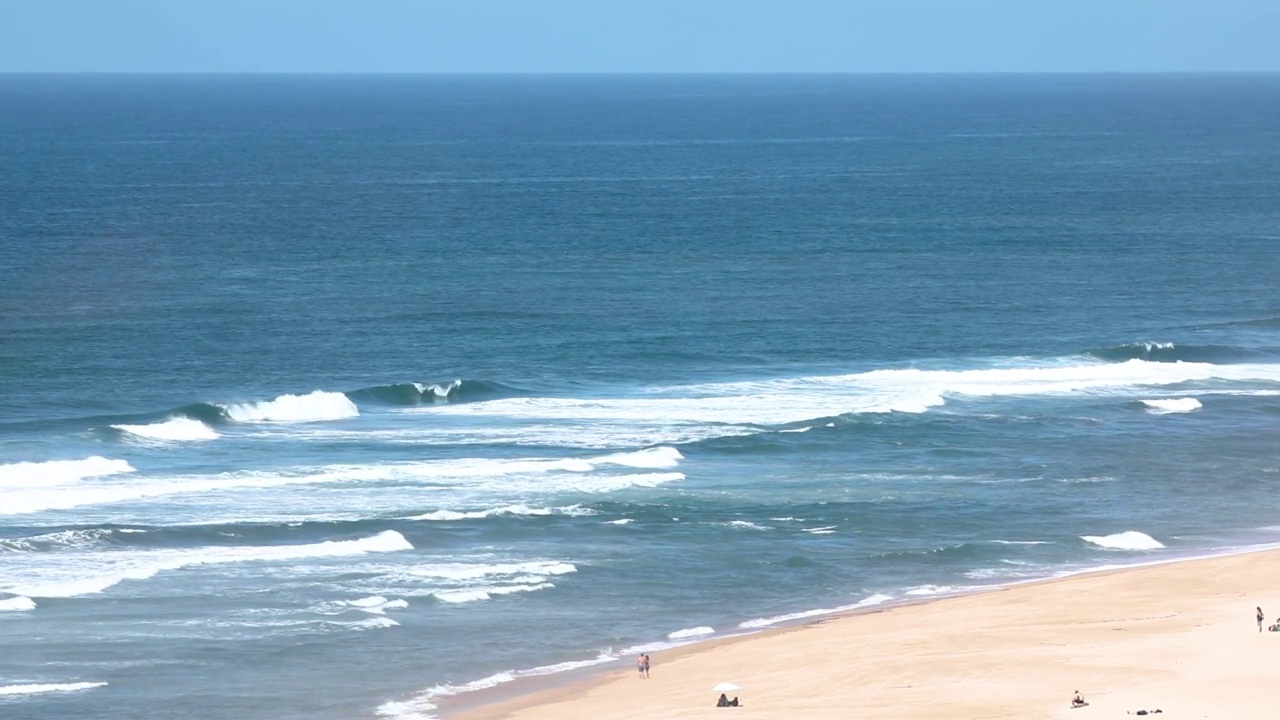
3 74 1280 720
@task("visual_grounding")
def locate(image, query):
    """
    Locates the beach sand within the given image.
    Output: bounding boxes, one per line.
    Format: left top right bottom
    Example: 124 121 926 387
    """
450 549 1280 719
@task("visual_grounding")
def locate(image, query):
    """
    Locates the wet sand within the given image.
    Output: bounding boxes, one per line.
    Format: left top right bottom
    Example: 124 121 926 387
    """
450 548 1280 719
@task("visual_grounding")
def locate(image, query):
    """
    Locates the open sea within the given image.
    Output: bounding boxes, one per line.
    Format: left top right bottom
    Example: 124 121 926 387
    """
2 74 1279 720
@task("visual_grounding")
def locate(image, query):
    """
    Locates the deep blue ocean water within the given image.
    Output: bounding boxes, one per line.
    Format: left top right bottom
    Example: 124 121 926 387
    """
2 74 1279 719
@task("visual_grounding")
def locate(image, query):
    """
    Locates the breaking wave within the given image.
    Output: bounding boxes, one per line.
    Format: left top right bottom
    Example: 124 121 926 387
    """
111 416 220 441
0 595 36 612
738 593 895 629
1081 531 1165 550
0 682 107 697
347 379 518 406
1090 342 1277 364
0 456 135 488
403 504 594 521
1141 397 1202 414
220 390 359 423
1 530 413 598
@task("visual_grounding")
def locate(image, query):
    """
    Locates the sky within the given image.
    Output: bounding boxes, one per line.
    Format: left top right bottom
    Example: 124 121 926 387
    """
0 0 1277 73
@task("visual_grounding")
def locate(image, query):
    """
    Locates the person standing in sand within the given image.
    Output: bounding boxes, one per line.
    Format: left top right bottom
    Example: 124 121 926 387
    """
1258 606 1265 633
637 653 650 679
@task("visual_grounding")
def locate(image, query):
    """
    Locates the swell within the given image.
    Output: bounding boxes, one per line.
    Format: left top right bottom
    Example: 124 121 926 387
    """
4 378 519 439
1088 341 1280 364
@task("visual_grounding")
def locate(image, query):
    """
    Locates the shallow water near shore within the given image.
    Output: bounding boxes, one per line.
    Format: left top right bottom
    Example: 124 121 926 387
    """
2 74 1280 720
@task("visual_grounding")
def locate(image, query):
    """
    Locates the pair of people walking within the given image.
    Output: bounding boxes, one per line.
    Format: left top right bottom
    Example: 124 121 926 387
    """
636 653 650 678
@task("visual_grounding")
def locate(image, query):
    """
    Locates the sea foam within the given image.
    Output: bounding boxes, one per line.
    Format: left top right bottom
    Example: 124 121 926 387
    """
112 416 220 441
1 530 413 598
1081 531 1165 551
221 390 359 423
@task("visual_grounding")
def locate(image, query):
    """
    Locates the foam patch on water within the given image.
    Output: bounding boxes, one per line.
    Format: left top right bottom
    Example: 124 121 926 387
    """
667 626 715 639
112 416 220 441
0 595 36 612
802 525 837 534
1141 397 1203 414
604 518 634 525
221 390 359 423
1 530 413 598
738 593 894 629
0 457 135 488
329 596 410 615
1081 531 1165 551
0 682 107 696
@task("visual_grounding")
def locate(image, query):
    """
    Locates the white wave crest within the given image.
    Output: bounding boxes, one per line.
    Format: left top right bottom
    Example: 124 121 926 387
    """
1141 397 1203 414
605 518 634 525
0 456 134 488
667 626 714 639
376 652 622 720
112 416 219 441
0 595 36 612
738 593 894 629
338 596 409 615
720 520 772 531
411 358 1280 431
222 390 358 423
592 447 684 469
404 504 593 522
431 583 553 603
1081 531 1165 551
1 530 412 598
0 682 107 697
0 528 127 553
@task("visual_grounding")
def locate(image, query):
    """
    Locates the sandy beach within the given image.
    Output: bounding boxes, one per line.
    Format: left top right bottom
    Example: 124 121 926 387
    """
452 549 1280 719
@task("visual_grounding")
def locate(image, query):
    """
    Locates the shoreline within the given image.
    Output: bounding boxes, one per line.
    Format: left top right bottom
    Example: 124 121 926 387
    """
435 542 1280 719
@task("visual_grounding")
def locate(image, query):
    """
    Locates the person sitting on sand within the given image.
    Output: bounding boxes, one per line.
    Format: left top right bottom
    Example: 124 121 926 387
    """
1127 710 1162 715
729 697 740 707
717 693 730 707
1072 691 1088 708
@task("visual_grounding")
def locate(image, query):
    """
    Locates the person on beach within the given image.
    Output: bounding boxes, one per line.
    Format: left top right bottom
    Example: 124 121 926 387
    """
636 653 650 678
717 693 730 707
1258 606 1265 632
1072 691 1088 708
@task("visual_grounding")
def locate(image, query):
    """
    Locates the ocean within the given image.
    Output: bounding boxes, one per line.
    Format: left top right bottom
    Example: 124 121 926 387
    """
1 74 1279 720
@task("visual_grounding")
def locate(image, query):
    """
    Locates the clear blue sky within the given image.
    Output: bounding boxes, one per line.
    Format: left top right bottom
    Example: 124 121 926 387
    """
1 0 1277 73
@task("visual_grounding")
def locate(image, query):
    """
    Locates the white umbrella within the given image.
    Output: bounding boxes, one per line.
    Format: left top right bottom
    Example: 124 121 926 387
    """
713 682 741 693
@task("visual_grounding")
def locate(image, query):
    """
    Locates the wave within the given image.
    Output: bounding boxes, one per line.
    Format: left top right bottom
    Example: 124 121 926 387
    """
1081 531 1165 551
0 595 36 612
409 359 1280 432
377 653 619 720
667 626 715 639
340 596 409 614
111 416 219 441
738 593 895 629
0 456 134 489
1140 397 1202 414
430 583 554 604
0 528 136 553
403 504 595 521
220 390 359 423
1 530 413 598
0 682 107 697
0 448 686 516
347 379 518 406
1090 342 1278 364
